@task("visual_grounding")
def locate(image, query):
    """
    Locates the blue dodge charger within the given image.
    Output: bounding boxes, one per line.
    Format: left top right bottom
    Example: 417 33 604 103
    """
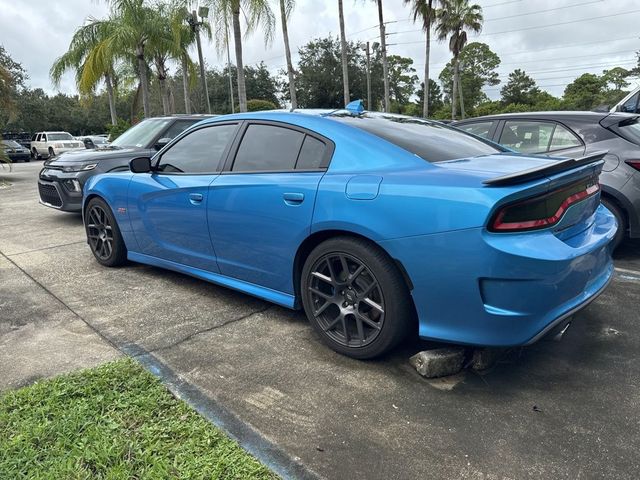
83 106 617 359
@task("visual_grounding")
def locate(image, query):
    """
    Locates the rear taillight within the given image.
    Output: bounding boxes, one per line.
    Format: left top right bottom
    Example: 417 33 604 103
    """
489 180 600 232
625 160 640 172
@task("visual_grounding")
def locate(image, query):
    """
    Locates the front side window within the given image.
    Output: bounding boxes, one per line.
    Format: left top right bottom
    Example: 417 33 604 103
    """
458 121 494 139
499 121 554 154
232 124 305 172
621 92 639 113
156 124 238 173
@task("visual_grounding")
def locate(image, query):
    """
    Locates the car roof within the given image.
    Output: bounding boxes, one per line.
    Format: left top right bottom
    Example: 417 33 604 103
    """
453 111 611 123
145 114 217 120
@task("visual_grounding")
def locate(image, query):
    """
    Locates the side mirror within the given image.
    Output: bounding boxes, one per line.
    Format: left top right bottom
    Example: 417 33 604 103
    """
130 156 152 173
154 137 171 151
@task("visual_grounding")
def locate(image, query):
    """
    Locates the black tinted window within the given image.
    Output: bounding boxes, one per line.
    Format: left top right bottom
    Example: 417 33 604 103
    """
296 135 326 169
162 120 198 141
332 114 501 162
157 124 237 173
458 121 493 139
233 124 304 172
621 92 639 113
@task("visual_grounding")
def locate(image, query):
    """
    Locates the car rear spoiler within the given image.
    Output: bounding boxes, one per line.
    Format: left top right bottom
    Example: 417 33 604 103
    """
482 151 607 187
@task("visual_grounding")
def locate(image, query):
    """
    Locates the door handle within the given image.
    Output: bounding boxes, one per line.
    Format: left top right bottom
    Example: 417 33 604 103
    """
189 193 204 205
283 192 304 205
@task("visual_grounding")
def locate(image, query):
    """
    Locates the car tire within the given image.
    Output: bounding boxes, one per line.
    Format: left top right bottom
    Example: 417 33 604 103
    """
601 197 626 250
301 236 414 359
32 148 39 160
85 197 128 267
48 147 55 159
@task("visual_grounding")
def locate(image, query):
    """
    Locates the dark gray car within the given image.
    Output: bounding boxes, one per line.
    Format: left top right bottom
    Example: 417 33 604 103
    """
454 111 640 247
38 115 213 212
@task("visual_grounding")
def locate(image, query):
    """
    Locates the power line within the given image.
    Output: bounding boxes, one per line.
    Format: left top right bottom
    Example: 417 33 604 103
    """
485 0 604 22
481 0 522 7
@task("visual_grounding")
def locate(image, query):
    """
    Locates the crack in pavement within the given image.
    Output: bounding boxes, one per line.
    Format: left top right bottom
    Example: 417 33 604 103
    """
6 240 87 257
145 305 274 356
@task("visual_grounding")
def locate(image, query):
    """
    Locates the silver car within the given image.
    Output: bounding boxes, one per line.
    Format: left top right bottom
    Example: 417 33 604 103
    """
454 111 640 248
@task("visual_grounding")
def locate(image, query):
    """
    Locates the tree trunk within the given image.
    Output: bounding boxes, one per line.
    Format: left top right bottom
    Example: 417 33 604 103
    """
377 0 390 112
338 0 350 106
232 5 247 112
105 73 117 125
182 55 191 114
456 59 465 119
159 77 170 115
280 0 297 109
451 57 458 120
136 46 150 118
423 29 430 118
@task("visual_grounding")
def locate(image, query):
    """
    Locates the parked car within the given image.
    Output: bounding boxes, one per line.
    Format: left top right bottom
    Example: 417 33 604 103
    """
1 139 31 162
31 131 85 159
82 108 616 359
2 131 32 150
38 115 213 211
611 85 640 114
77 135 110 149
453 111 640 248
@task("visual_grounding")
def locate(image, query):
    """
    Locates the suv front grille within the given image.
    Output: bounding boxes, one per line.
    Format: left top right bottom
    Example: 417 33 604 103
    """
38 183 63 207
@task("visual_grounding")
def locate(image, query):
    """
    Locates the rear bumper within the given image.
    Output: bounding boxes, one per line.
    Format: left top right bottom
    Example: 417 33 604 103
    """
379 204 617 347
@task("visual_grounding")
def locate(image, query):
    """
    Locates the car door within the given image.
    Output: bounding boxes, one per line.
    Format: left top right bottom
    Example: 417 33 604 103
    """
208 121 333 295
497 120 585 158
128 122 240 272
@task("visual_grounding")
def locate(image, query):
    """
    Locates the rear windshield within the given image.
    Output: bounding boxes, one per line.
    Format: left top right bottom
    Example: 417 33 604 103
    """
48 133 74 141
613 117 640 146
330 113 502 162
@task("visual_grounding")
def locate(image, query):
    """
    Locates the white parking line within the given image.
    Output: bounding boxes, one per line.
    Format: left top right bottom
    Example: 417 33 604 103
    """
615 267 640 282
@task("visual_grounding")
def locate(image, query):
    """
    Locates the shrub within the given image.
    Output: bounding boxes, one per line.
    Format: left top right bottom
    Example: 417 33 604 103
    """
246 99 277 112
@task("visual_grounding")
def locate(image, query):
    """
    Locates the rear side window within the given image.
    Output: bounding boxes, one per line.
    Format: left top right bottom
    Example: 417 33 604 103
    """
499 121 554 154
613 117 640 146
332 114 501 162
232 124 304 172
157 124 237 173
296 135 326 170
458 121 493 139
549 125 581 151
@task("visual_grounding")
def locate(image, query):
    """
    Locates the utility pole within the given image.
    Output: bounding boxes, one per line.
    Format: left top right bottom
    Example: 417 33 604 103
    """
365 42 372 110
376 0 390 113
190 9 211 114
225 20 235 113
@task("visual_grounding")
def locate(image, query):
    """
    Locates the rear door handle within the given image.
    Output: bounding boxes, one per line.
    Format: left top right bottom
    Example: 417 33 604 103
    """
189 193 204 205
283 192 304 205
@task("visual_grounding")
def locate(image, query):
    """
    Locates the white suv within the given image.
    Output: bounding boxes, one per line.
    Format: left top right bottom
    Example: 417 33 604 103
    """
30 131 85 159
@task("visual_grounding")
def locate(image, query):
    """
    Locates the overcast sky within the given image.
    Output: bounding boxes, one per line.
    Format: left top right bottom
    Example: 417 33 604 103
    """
1 0 639 101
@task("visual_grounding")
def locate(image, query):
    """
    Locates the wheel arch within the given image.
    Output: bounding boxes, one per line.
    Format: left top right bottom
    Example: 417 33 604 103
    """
292 229 415 309
600 187 630 232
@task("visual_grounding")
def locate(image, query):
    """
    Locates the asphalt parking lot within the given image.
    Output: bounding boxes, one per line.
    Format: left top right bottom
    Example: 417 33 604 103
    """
2 161 640 479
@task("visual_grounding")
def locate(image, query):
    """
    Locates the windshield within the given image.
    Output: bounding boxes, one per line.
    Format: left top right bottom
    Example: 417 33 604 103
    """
48 133 73 141
92 137 108 144
330 113 503 162
2 140 21 148
111 118 173 148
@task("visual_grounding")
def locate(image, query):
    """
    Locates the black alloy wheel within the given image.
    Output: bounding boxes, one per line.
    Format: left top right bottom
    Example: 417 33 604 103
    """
85 198 127 267
301 237 413 359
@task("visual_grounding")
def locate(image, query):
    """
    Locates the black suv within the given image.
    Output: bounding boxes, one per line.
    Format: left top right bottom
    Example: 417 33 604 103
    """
38 115 213 212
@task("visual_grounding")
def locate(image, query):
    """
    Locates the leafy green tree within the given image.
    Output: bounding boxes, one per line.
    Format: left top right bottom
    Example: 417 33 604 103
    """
602 67 630 91
207 0 275 112
500 69 540 105
439 42 499 113
246 99 277 111
415 79 443 114
435 0 483 119
386 55 418 105
564 73 606 110
0 45 26 129
50 20 120 125
404 0 441 117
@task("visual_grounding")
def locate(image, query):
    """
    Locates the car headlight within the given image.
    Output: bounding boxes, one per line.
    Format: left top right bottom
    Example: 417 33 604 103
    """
62 163 98 172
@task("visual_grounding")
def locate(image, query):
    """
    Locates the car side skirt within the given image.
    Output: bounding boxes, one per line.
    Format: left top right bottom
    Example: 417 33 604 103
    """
127 251 296 309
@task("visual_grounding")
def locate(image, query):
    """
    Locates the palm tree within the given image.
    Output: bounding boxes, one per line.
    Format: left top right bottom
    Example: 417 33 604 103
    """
50 19 120 125
207 0 275 112
404 0 440 118
375 0 390 112
279 0 297 109
338 0 349 106
435 0 482 120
